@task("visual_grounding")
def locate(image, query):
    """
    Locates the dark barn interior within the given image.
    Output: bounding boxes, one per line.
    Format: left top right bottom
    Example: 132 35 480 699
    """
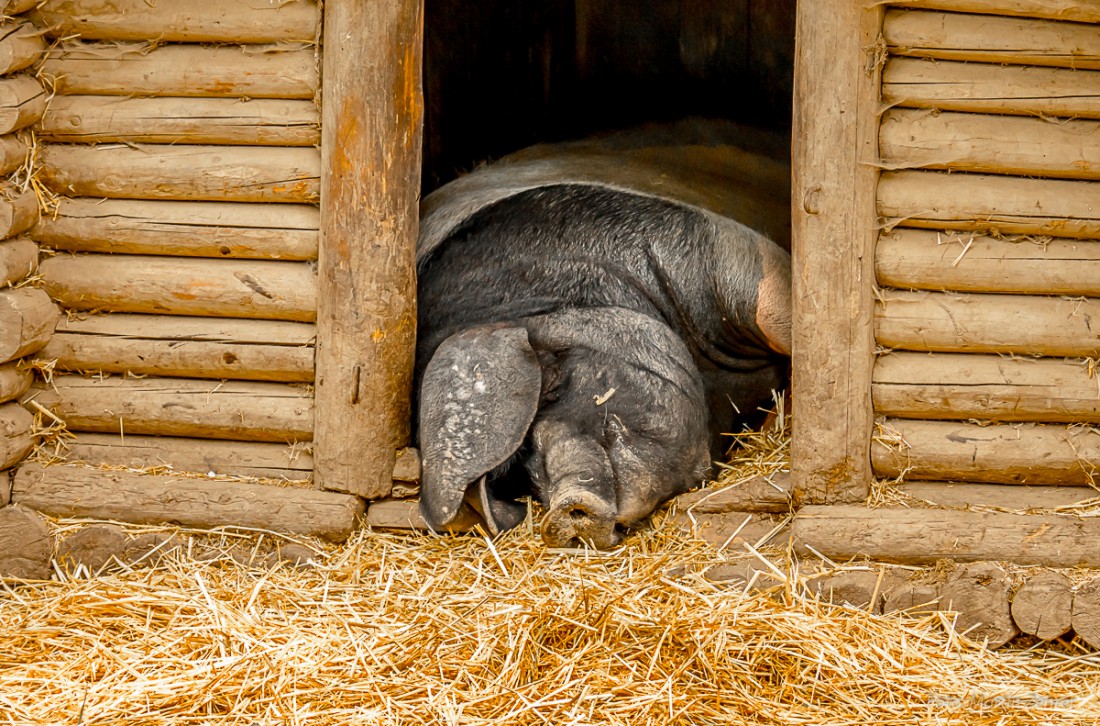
422 0 797 192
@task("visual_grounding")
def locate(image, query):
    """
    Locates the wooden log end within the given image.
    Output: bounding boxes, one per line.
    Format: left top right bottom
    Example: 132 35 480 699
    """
883 578 941 615
1010 570 1074 641
941 562 1019 648
0 503 53 580
808 569 885 613
55 523 129 575
1071 576 1100 651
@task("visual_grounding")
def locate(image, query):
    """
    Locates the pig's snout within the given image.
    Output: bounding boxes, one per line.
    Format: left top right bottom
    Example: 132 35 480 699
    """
541 489 621 549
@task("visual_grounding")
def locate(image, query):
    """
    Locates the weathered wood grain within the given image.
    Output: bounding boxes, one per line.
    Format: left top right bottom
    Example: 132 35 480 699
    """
34 198 319 260
0 75 45 135
883 58 1100 119
789 0 882 504
0 237 37 287
1011 571 1074 641
37 96 320 147
313 0 422 497
0 22 44 76
40 145 320 204
884 9 1100 70
41 42 319 99
40 314 315 382
898 482 1099 510
941 562 1018 648
880 110 1100 181
793 505 1100 567
888 0 1100 23
0 288 59 364
39 254 317 322
25 375 314 442
873 353 1100 423
875 290 1100 356
30 0 321 43
876 229 1100 295
873 419 1100 486
12 463 362 542
0 504 52 580
0 401 32 469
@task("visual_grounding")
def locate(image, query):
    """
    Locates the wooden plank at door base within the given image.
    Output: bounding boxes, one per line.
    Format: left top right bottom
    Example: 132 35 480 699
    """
878 171 1100 240
40 145 320 204
873 419 1100 486
63 433 313 481
883 58 1100 119
789 0 882 505
792 505 1100 567
34 198 319 260
30 0 321 43
37 96 321 147
876 229 1100 296
40 42 319 99
12 463 362 542
40 314 316 382
39 254 317 322
873 352 1100 423
24 375 313 442
314 0 422 498
875 290 1100 356
887 0 1100 23
880 110 1100 182
883 9 1100 70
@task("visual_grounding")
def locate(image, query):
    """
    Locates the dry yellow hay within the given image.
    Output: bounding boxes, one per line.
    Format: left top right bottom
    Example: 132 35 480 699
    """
2 416 1100 724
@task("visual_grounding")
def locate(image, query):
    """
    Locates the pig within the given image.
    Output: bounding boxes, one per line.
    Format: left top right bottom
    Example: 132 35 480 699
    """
415 122 792 548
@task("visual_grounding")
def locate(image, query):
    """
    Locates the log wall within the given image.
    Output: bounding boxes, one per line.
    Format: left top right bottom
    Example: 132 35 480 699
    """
0 6 57 518
5 0 404 538
868 3 1100 499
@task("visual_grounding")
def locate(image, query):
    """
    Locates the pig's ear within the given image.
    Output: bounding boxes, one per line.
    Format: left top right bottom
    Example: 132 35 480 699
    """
418 325 540 532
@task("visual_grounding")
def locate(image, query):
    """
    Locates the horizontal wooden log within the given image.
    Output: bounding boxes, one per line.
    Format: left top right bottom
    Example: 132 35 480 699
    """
34 198 318 260
873 353 1100 423
898 482 1099 510
0 75 45 136
12 463 360 542
40 145 320 204
39 254 317 322
0 401 31 469
876 229 1100 296
41 42 319 99
0 504 52 580
793 505 1100 567
31 0 320 43
0 287 59 364
37 96 320 147
879 171 1100 239
40 314 315 382
0 237 37 287
1010 571 1073 641
0 22 45 76
875 289 1100 356
880 110 1100 181
25 375 314 442
883 58 1100 119
0 361 31 403
884 9 1100 70
0 135 27 177
62 432 312 481
0 185 38 240
888 0 1100 23
872 419 1100 485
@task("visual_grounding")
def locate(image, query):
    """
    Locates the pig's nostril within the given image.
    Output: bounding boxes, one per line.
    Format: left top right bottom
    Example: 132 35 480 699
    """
567 506 590 520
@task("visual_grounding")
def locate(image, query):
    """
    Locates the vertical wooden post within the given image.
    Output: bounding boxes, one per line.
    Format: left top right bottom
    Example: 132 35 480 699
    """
790 1 883 504
315 0 423 497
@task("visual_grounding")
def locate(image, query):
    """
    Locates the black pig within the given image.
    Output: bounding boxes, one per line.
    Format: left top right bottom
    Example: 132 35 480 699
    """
415 124 791 548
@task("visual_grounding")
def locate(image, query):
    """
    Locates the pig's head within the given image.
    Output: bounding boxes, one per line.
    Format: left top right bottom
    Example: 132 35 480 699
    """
418 307 710 548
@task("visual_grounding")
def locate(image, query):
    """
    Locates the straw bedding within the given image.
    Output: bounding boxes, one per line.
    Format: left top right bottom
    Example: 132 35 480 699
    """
3 429 1100 724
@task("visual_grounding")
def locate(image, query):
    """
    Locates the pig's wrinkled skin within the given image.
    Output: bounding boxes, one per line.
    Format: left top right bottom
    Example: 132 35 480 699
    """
415 126 792 548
